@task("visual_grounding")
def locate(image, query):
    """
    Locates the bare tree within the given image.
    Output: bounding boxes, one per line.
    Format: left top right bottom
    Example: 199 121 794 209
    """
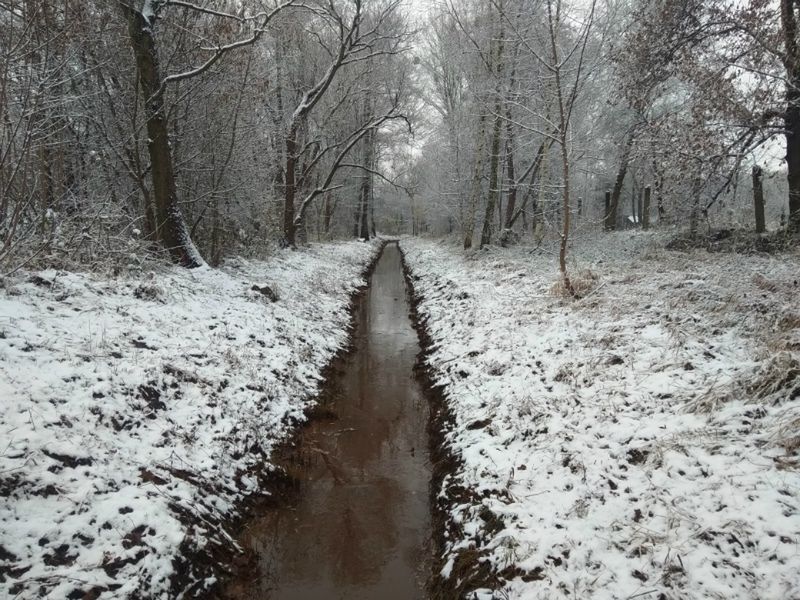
544 0 596 295
118 0 297 266
279 0 409 247
618 0 796 233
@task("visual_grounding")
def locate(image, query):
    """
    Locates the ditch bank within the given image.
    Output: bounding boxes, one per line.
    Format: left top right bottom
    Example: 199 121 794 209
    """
398 236 800 600
207 241 438 600
0 241 383 600
171 240 388 599
399 243 506 600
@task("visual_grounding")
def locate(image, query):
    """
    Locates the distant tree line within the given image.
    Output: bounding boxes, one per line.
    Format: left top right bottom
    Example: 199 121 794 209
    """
3 0 798 274
412 0 800 253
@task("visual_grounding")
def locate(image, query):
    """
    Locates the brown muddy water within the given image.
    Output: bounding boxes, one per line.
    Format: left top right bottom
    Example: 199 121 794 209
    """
225 243 432 600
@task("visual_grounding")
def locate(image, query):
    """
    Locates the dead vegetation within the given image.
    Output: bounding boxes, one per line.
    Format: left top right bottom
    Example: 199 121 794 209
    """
666 228 799 254
690 352 800 415
550 268 599 298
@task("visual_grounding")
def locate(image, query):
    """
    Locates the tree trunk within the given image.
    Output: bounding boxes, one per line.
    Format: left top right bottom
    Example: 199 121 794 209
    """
124 4 202 267
409 193 418 235
689 176 702 237
464 113 487 249
752 165 766 233
781 0 800 231
322 190 335 236
547 0 574 296
607 129 635 231
642 185 651 230
283 126 298 247
370 184 376 237
358 143 373 240
479 0 505 248
479 97 503 248
356 101 375 240
480 71 505 243
357 189 369 239
353 196 360 238
785 91 800 231
652 159 665 221
557 133 573 295
637 187 643 227
503 114 517 230
210 198 221 266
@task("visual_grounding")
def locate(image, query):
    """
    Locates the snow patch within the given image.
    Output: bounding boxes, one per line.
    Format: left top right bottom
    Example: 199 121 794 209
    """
402 234 800 600
0 240 381 598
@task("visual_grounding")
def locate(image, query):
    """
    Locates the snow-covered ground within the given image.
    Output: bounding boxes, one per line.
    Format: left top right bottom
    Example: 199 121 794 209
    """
0 240 380 599
401 233 800 600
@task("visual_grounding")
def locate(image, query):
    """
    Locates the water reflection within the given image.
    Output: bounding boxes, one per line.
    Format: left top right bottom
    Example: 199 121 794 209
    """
227 243 431 600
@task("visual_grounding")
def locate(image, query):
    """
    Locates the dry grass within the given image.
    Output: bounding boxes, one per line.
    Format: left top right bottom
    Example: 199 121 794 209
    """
777 310 800 331
688 352 800 415
550 268 599 298
774 407 800 455
752 272 781 293
747 352 800 403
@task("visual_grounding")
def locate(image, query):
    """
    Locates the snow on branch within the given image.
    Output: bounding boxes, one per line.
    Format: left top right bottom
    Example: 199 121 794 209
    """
152 0 300 94
294 111 410 225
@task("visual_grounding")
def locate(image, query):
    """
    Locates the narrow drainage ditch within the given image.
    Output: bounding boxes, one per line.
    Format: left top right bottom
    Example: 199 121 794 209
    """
223 242 432 600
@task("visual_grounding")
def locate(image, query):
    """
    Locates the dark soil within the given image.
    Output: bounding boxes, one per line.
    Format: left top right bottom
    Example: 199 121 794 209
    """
399 245 505 600
169 242 387 600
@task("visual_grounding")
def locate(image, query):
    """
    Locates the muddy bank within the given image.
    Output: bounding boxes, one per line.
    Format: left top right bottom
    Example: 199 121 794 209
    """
400 238 800 599
215 242 432 600
399 244 502 600
0 240 383 600
170 242 387 599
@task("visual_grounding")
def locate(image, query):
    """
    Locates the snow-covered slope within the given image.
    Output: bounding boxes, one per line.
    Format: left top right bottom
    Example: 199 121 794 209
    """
0 240 380 599
402 235 800 600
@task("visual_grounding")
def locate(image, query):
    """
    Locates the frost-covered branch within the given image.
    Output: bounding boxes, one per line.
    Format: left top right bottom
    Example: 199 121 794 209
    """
294 111 409 225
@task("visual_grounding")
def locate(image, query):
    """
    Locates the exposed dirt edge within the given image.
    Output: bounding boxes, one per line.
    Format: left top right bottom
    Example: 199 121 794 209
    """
398 242 503 600
171 240 388 600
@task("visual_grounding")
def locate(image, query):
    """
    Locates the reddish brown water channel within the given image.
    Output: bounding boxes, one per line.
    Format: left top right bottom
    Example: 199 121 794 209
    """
226 243 431 600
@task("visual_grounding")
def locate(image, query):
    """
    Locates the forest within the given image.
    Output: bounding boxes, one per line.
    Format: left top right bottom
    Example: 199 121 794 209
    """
1 0 799 599
1 0 799 270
